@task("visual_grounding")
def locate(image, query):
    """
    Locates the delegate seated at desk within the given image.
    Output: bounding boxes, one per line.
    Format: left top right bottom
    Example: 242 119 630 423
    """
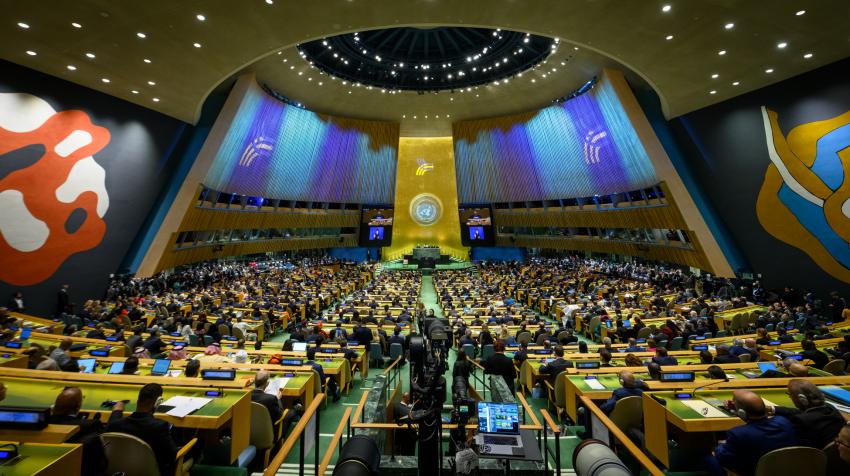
50 386 123 475
106 383 178 476
767 380 845 449
711 389 797 476
538 346 573 385
251 370 299 439
599 371 645 414
483 341 515 393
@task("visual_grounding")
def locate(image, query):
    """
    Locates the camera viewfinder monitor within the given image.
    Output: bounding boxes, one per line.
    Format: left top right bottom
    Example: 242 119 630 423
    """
151 359 171 376
477 402 520 435
77 358 96 374
108 362 125 374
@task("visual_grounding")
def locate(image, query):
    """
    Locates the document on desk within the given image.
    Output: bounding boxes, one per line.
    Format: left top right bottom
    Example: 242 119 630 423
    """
681 399 729 418
162 396 212 418
585 379 606 390
265 377 291 396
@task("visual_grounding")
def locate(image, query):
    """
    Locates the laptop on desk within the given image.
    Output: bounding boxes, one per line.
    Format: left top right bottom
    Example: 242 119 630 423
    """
475 401 524 457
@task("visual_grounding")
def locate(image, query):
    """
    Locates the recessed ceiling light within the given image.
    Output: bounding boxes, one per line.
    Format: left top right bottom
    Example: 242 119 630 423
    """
661 5 671 12
402 115 406 118
143 58 151 63
25 50 36 56
136 32 146 38
711 73 719 78
17 22 30 29
795 10 806 16
196 14 206 21
71 22 82 28
131 90 139 94
447 114 450 118
101 78 110 83
765 68 774 73
803 53 813 59
66 65 77 70
665 35 674 40
193 42 202 48
718 50 727 55
709 90 717 95
152 97 160 102
777 42 787 49
85 52 96 59
732 81 740 86
265 0 273 4
147 80 156 85
724 23 735 29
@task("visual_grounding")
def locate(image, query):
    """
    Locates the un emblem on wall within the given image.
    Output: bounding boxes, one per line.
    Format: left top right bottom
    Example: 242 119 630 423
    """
409 193 443 227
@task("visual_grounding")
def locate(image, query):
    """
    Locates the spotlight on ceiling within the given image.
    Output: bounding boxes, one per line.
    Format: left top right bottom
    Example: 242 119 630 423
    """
196 14 206 21
17 22 30 29
662 5 671 13
136 32 146 38
724 23 735 29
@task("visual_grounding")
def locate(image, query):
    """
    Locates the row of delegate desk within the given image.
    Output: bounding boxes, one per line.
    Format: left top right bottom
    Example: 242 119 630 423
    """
550 358 850 469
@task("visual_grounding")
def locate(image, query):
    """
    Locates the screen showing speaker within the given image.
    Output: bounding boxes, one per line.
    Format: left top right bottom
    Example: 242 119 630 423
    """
359 207 393 246
459 206 494 246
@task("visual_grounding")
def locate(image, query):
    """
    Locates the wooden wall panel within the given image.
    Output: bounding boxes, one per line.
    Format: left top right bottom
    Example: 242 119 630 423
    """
498 235 710 270
178 206 360 232
155 235 358 271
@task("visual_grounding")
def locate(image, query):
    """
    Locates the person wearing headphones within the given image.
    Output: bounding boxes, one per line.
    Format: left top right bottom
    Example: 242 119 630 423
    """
767 379 845 448
106 383 178 476
599 371 645 414
711 389 797 476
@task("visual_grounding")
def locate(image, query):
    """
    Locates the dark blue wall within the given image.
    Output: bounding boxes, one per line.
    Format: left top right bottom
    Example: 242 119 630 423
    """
473 247 526 262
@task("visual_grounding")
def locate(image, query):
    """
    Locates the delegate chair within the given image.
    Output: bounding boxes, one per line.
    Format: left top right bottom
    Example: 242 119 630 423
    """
369 342 384 368
608 396 643 436
754 446 826 476
389 343 404 363
543 371 568 421
250 403 288 468
102 432 197 476
218 324 230 337
461 343 475 360
481 344 494 361
823 359 847 375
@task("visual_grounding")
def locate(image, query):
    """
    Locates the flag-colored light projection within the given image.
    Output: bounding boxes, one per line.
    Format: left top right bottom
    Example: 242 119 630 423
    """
453 73 658 203
204 81 398 203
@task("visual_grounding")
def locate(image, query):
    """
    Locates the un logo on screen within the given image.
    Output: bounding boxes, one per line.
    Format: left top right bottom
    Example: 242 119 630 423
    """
409 193 442 226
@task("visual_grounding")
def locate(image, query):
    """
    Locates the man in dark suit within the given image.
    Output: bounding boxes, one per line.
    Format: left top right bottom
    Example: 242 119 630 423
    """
458 329 478 357
538 345 573 386
352 322 372 347
50 387 124 475
599 371 644 414
251 370 298 439
306 347 339 402
56 284 70 316
651 347 679 366
484 341 517 393
106 383 178 476
623 338 643 353
388 326 406 361
800 339 829 369
768 379 845 448
713 344 741 364
512 342 529 366
711 390 797 476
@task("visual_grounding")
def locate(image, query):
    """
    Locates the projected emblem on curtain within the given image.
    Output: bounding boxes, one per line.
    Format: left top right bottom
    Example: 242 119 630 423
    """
204 82 399 203
757 107 850 283
453 74 658 203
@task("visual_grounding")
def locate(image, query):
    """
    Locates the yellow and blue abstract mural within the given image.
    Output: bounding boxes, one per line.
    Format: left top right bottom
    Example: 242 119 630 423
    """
756 107 850 284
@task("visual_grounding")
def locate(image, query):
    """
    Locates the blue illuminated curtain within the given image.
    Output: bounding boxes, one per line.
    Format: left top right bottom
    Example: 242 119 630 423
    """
205 82 399 203
453 74 658 202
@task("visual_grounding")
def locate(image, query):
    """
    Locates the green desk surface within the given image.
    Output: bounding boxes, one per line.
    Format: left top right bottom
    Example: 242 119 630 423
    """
0 354 25 365
568 369 788 393
0 442 78 476
653 388 798 420
1 377 243 418
89 365 311 390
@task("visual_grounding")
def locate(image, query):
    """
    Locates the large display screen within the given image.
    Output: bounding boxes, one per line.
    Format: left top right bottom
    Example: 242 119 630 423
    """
359 207 393 246
459 206 494 246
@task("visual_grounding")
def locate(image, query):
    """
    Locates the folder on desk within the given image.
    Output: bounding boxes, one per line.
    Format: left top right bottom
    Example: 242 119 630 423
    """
821 386 850 405
162 396 212 418
681 400 728 418
585 379 606 390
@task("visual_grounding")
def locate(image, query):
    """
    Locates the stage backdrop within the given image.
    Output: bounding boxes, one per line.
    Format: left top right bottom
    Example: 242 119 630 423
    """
0 60 187 315
385 137 466 260
674 58 850 293
453 72 658 203
203 81 398 204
